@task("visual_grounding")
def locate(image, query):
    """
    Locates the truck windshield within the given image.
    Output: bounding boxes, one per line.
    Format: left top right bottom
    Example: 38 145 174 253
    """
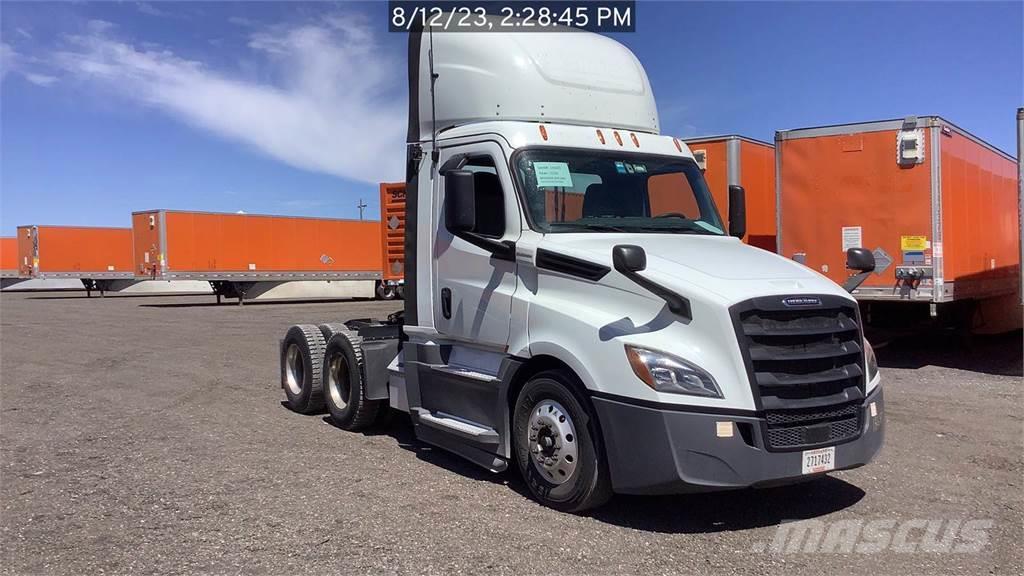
513 149 725 235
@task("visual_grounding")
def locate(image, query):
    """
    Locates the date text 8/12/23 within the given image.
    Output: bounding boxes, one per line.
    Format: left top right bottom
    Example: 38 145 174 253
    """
388 1 636 32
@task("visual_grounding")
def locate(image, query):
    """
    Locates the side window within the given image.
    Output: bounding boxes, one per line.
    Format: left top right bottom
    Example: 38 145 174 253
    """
461 156 506 238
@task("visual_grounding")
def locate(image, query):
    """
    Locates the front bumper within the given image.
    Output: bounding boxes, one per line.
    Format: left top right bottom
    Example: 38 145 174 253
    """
591 387 885 495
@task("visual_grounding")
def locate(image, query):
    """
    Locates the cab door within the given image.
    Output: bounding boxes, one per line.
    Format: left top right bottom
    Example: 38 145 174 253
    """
433 141 521 349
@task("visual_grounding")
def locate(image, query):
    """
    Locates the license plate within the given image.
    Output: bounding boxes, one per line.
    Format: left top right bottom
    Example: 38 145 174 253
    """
801 447 835 475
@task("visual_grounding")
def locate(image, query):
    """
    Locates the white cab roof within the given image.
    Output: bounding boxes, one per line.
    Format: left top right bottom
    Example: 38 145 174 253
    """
409 28 659 142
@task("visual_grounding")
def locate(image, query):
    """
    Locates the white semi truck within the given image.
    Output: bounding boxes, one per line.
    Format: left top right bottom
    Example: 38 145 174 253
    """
280 26 884 512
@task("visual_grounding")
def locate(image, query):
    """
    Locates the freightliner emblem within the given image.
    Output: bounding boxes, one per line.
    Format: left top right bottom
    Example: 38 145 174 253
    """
782 296 822 307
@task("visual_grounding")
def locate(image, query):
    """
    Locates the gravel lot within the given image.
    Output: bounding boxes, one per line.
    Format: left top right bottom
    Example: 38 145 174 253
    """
1 291 1021 575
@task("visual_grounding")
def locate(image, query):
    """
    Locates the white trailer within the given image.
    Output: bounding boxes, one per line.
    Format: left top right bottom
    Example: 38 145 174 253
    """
280 25 885 512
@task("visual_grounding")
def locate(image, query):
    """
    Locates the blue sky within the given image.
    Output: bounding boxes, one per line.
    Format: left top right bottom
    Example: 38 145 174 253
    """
1 1 1021 235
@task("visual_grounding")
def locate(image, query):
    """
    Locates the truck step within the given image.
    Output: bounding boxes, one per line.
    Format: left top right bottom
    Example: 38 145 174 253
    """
429 364 498 383
412 409 499 444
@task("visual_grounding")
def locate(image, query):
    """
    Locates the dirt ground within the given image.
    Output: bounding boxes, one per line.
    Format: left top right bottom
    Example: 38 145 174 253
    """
1 291 1021 575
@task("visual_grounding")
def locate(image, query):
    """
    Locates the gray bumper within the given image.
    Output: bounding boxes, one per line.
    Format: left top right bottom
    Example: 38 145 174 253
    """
592 387 885 495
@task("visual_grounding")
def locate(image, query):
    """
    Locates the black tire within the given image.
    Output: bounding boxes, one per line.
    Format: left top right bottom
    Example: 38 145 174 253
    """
280 324 326 414
376 282 397 300
395 285 405 300
318 322 349 343
512 370 612 513
322 329 381 430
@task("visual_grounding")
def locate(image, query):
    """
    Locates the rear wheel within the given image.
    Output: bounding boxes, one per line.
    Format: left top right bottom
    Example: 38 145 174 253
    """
512 370 612 512
318 322 348 343
280 324 326 414
322 330 381 430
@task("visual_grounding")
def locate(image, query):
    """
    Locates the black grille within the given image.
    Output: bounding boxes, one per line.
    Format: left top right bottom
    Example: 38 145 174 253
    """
764 402 861 449
731 295 866 451
766 416 861 449
765 402 859 425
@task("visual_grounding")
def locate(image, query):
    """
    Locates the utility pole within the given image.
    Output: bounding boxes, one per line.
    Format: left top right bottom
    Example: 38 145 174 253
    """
357 198 367 220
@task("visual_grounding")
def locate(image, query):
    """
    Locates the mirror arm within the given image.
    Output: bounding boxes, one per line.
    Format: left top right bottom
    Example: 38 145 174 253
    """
456 231 515 261
439 154 468 175
617 268 692 320
842 271 872 294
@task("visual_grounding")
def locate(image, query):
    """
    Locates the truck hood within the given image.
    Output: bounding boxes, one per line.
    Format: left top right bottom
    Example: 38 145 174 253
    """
539 233 849 302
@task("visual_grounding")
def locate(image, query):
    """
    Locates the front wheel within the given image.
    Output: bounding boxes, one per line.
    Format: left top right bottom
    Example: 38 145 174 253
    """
512 371 612 512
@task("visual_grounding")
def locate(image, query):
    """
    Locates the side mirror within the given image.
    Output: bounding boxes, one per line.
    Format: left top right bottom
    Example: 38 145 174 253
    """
612 244 692 319
445 170 475 233
728 185 746 239
612 244 647 273
842 247 875 293
846 247 875 272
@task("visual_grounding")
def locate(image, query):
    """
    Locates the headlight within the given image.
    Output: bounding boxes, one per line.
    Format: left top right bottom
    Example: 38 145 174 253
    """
864 338 879 382
624 345 722 398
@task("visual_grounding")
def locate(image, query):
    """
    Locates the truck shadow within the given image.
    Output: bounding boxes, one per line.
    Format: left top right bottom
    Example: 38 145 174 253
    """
588 477 864 533
323 410 866 534
875 329 1022 377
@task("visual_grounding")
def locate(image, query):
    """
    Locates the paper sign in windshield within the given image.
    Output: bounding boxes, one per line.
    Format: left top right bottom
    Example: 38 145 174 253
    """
534 162 573 187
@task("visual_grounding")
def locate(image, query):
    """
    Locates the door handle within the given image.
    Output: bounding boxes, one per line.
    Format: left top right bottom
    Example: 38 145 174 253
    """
441 287 452 319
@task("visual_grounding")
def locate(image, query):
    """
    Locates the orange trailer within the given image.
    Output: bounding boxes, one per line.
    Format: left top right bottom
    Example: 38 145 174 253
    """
0 237 17 279
379 183 407 298
132 210 384 303
684 135 777 252
777 116 1019 333
16 225 135 296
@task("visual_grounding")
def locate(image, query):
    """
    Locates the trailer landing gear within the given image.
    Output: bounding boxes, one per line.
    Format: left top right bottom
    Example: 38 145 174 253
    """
210 281 256 305
81 279 113 298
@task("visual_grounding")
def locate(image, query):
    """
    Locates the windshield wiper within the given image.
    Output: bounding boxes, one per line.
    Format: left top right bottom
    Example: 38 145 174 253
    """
551 222 628 233
621 225 715 235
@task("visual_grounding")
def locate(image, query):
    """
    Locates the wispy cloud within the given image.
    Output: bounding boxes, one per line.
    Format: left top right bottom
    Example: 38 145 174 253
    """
48 14 405 184
24 72 58 87
2 41 56 85
135 2 167 18
1 42 15 81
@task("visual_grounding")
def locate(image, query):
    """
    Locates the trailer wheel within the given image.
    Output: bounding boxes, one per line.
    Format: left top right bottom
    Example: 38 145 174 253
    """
376 282 398 300
280 324 326 414
322 329 380 430
512 370 612 513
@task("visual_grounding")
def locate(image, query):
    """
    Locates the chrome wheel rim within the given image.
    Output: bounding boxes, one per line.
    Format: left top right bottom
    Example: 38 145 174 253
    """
527 400 578 485
284 343 304 396
327 353 350 409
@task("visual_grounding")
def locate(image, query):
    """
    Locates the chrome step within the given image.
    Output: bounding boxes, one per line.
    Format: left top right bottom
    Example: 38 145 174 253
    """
412 409 499 443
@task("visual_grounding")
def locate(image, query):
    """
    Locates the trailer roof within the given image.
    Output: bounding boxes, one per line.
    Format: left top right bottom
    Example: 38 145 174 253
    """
16 225 130 230
682 135 774 147
130 209 380 224
776 116 1013 161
